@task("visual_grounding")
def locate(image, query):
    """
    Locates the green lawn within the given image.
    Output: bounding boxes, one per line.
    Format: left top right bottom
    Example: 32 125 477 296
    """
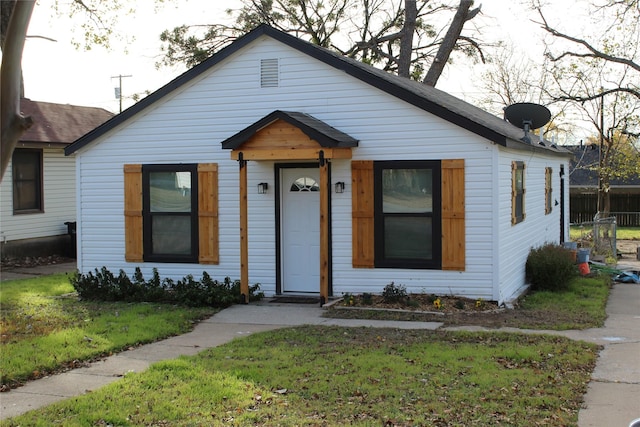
0 274 215 389
0 272 608 426
570 225 640 240
3 326 598 427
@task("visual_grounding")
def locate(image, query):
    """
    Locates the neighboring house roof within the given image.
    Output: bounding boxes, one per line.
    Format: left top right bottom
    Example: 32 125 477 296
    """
65 24 569 157
567 144 640 188
19 98 113 148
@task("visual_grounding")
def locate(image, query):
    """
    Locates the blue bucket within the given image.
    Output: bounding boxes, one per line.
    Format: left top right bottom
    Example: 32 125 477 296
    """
577 249 590 264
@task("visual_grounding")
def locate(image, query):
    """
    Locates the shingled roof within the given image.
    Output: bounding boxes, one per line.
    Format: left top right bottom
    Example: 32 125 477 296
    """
568 144 640 188
19 98 113 147
65 24 570 157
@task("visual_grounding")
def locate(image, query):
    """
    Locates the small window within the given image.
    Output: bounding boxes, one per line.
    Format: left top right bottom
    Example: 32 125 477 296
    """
545 167 552 214
142 164 198 263
374 160 441 269
512 161 525 225
12 149 43 214
290 176 319 192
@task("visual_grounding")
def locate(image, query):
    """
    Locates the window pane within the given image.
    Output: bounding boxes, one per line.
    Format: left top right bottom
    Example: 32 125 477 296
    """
290 176 319 192
150 171 192 212
515 169 523 191
384 217 432 259
12 150 41 212
382 169 432 213
151 216 192 255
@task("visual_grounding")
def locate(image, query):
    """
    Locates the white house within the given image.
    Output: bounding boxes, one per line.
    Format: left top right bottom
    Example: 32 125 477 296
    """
1 99 112 259
65 25 571 305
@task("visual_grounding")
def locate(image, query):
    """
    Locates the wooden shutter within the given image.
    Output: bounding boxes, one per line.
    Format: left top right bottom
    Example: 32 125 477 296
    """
545 167 552 214
198 163 219 264
351 160 374 268
124 164 143 262
441 159 465 271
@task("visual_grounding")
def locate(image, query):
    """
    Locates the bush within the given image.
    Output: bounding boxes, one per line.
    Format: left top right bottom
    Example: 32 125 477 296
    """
526 243 578 292
70 267 263 307
382 282 408 303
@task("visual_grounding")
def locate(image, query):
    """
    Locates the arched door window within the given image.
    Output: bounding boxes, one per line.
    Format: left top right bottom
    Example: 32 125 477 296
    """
290 176 319 192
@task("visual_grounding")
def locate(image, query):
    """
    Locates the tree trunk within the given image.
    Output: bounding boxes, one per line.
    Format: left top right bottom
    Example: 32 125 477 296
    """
1 0 35 181
398 0 417 78
423 0 479 87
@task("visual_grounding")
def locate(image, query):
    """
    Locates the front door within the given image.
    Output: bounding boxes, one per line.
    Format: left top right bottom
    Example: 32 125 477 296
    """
280 167 320 293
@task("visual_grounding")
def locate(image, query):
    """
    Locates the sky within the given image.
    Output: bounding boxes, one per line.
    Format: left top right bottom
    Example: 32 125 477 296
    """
18 1 574 118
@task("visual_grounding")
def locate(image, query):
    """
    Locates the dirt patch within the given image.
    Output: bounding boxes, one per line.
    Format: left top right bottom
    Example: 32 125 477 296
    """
0 255 75 271
324 299 596 330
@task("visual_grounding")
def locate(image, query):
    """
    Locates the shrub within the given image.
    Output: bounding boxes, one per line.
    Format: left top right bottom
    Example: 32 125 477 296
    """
526 243 578 292
382 282 407 303
361 293 373 305
70 267 262 307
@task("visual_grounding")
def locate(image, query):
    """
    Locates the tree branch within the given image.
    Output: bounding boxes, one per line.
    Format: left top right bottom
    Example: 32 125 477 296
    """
535 9 640 73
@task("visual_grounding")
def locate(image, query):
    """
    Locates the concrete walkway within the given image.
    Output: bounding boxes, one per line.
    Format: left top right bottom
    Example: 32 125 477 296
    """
1 263 638 426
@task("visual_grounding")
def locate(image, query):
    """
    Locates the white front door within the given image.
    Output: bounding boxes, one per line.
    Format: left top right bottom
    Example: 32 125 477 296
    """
280 167 320 293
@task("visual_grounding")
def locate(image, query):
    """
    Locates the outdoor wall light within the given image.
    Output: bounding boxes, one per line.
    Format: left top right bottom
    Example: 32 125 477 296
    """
257 182 269 194
334 181 345 193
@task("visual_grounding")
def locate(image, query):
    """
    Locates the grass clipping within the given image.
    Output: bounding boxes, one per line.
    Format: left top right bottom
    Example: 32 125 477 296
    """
9 326 599 427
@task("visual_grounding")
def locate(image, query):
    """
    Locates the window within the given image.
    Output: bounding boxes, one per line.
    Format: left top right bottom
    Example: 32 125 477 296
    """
142 164 198 263
374 160 442 269
12 149 43 214
512 161 525 224
290 176 319 192
545 167 552 214
124 164 218 264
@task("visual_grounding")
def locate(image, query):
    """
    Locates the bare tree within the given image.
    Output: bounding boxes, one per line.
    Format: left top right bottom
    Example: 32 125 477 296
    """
475 43 574 143
159 0 485 84
423 0 481 86
532 0 640 216
1 1 35 180
0 0 161 181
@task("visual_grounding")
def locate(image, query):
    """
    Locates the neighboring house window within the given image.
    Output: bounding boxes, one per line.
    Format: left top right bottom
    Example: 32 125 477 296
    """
123 163 219 264
545 167 552 214
12 149 43 214
352 159 465 271
512 161 526 224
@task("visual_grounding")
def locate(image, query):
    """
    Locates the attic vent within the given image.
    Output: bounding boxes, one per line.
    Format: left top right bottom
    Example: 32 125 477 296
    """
260 58 279 88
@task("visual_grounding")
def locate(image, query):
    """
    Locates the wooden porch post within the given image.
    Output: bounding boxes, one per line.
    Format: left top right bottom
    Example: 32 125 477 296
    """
319 151 329 305
239 153 249 303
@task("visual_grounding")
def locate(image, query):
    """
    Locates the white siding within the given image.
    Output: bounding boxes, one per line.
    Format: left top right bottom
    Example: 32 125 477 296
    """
74 35 567 302
0 149 75 243
496 146 570 303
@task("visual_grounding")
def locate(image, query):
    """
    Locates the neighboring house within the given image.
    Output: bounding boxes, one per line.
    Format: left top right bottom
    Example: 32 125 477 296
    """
0 99 113 259
65 25 571 305
568 144 640 226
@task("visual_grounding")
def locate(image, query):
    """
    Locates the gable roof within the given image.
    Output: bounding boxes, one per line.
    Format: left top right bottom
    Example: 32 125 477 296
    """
19 98 113 148
567 145 640 188
221 110 359 149
65 24 568 157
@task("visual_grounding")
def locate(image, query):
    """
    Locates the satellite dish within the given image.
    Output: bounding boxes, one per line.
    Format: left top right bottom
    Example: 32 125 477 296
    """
504 103 551 144
504 103 551 130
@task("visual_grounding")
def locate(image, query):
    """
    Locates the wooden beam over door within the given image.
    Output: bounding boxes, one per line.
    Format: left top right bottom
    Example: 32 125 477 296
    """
230 147 352 161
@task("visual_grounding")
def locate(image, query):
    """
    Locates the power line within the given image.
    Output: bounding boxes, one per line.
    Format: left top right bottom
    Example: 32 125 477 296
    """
111 74 132 113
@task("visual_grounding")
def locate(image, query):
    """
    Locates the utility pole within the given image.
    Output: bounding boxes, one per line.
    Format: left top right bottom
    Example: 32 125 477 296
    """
111 74 132 113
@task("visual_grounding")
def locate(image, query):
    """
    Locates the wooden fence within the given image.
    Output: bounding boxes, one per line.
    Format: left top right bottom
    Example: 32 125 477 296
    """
570 193 640 226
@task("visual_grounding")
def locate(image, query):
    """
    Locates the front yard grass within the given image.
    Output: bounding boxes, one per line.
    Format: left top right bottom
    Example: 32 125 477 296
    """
0 274 215 389
2 326 598 426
